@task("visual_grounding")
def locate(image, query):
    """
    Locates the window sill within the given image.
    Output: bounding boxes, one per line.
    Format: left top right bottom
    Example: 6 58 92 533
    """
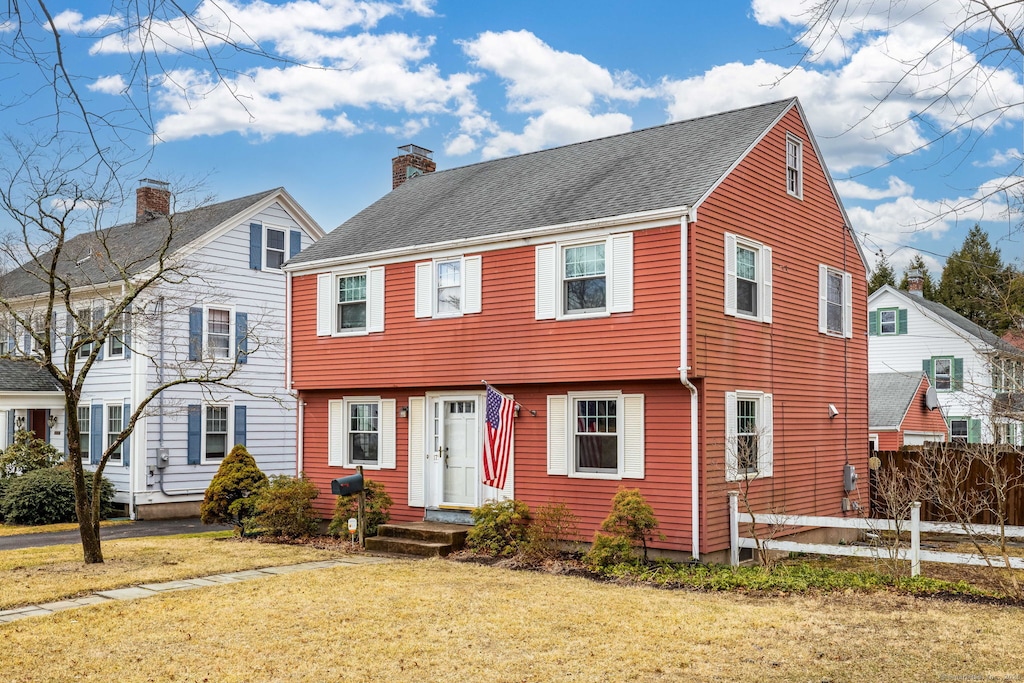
555 311 611 322
568 470 622 481
337 462 381 470
728 312 768 324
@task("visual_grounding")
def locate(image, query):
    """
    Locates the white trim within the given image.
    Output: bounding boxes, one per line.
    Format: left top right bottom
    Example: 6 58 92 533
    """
415 255 483 319
330 396 396 470
202 304 236 362
105 402 125 465
786 133 803 199
725 390 773 482
200 402 234 465
546 395 568 475
726 234 771 324
566 391 624 480
261 223 289 272
407 396 426 507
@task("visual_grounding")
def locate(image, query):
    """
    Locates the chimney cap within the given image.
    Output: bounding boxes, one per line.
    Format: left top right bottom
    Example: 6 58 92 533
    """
396 144 433 159
139 178 170 189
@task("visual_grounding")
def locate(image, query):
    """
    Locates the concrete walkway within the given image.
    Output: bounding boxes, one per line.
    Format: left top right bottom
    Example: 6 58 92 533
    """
0 554 393 624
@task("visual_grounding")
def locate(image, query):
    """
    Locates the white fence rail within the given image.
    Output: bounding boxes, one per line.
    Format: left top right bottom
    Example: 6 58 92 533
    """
727 491 1024 577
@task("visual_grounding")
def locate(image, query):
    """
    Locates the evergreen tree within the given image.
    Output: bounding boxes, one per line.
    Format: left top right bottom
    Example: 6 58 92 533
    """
935 225 1013 334
897 254 936 299
868 253 897 293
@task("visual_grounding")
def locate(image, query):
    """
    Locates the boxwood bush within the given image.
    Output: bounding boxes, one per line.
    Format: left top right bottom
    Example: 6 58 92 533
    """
0 466 115 525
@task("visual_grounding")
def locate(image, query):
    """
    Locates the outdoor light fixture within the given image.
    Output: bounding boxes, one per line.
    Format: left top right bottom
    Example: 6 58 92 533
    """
399 406 409 418
828 404 839 419
14 416 25 429
48 414 58 428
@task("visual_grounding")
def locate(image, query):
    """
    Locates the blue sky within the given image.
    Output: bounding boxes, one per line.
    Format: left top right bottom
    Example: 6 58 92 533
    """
2 0 1022 275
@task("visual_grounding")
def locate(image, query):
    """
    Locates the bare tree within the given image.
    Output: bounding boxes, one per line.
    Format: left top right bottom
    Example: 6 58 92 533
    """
0 144 271 563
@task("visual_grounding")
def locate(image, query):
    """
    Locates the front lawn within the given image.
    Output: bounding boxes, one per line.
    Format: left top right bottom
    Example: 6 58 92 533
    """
2 559 1022 682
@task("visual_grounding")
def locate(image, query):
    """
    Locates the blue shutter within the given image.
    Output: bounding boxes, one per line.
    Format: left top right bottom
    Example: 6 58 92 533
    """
90 403 102 465
93 307 104 361
7 409 14 446
187 405 201 465
124 309 132 360
289 230 301 259
65 314 73 360
897 309 908 335
235 312 248 364
234 405 246 447
122 401 131 466
188 308 203 361
868 310 878 336
968 418 982 444
249 223 262 270
953 358 964 391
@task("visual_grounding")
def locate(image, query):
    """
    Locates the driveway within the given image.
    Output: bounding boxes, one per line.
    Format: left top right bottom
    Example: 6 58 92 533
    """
0 519 234 551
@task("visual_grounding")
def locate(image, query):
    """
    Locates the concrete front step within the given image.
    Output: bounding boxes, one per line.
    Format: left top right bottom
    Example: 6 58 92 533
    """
366 522 469 557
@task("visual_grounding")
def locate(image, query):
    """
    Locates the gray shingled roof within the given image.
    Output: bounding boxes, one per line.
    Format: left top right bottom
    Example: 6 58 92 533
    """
0 359 61 392
0 189 280 299
291 99 796 265
869 372 926 429
901 291 1018 354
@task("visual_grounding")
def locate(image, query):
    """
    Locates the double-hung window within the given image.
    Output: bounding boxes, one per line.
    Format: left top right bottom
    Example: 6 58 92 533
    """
327 397 397 469
950 418 969 442
265 227 286 270
786 134 803 199
934 357 952 391
108 312 127 358
316 268 385 336
414 256 482 319
107 404 123 465
725 234 772 323
250 222 302 271
535 233 633 320
76 309 95 358
204 405 229 462
725 391 773 480
78 406 90 462
189 307 246 363
818 266 853 337
206 308 232 359
546 392 645 480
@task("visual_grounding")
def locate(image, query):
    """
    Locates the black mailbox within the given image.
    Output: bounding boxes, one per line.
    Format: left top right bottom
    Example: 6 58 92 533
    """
331 472 364 496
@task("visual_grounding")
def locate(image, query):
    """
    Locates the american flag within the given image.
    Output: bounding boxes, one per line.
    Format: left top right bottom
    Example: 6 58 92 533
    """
483 386 514 489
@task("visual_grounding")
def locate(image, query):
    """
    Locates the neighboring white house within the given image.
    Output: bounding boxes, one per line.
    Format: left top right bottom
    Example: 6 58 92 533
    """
868 282 1024 445
0 182 325 518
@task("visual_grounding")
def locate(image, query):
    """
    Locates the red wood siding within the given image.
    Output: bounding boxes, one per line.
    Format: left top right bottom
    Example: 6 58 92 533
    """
291 227 681 390
301 381 696 551
692 107 869 553
898 377 949 441
876 431 902 450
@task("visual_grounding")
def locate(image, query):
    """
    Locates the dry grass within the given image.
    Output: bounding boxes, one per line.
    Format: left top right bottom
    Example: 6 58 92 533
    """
0 534 345 609
0 520 131 537
2 559 1022 682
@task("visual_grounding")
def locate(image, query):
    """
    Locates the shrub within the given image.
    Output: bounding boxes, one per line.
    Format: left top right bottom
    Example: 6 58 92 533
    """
250 474 321 538
522 502 580 561
200 444 268 536
583 533 636 570
0 429 63 479
0 465 114 525
466 499 531 556
599 487 662 562
328 478 393 537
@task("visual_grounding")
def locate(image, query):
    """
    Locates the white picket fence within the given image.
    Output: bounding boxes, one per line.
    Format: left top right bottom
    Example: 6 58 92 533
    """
727 491 1024 577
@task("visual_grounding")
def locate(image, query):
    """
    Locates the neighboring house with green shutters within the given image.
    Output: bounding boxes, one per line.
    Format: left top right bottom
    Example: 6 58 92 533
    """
0 183 324 518
868 282 1023 445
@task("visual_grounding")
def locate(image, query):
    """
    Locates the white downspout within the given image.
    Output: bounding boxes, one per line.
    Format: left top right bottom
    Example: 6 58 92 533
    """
680 207 700 561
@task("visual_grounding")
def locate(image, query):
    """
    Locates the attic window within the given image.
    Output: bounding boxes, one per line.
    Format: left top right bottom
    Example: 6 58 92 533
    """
786 134 803 199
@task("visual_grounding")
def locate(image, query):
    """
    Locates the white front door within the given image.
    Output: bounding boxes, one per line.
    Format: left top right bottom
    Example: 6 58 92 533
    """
426 395 480 508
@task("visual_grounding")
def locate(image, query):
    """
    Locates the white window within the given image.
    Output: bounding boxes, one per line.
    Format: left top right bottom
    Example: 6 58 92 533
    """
786 134 803 199
107 404 123 465
950 418 968 442
535 233 633 320
316 267 385 337
725 234 772 323
992 357 1023 393
265 227 286 270
818 266 853 338
725 391 773 481
934 357 952 391
879 309 897 335
328 397 397 469
203 405 230 463
546 392 644 480
107 312 127 358
414 256 482 318
78 406 90 462
205 307 233 359
77 308 94 359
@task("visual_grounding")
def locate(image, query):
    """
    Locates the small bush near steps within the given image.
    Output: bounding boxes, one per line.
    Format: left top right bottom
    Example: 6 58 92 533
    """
328 478 394 538
584 487 662 568
466 499 531 556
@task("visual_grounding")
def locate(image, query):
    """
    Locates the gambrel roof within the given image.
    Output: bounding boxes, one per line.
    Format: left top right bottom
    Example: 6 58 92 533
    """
0 188 301 300
291 98 805 266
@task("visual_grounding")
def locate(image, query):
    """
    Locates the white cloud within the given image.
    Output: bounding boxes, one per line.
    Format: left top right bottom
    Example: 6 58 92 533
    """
51 10 122 34
88 74 128 95
974 148 1022 168
835 176 914 201
480 107 633 159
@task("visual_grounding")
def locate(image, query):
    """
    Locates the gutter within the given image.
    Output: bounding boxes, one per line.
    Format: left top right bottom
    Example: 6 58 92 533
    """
679 207 700 561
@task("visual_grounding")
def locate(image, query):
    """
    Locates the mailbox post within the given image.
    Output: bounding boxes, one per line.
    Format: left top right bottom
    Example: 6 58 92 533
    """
357 466 366 546
330 466 366 546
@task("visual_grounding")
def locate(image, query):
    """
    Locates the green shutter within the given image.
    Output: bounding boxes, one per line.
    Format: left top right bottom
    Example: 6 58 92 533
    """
968 418 982 444
953 358 964 391
868 310 879 336
923 358 934 385
897 309 908 335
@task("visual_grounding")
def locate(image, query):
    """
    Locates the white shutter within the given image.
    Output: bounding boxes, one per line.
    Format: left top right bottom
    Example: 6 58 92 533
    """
317 273 333 337
414 262 433 318
380 399 396 469
492 393 514 500
842 272 853 339
724 392 737 481
622 394 645 479
818 264 828 334
407 396 425 507
367 266 385 333
328 399 344 466
761 246 773 324
463 255 482 315
724 234 737 317
546 395 568 475
760 394 774 478
608 233 633 314
535 244 557 320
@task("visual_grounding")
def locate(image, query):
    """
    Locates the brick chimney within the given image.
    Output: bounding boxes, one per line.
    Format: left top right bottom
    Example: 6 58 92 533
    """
392 144 436 190
907 269 924 297
136 179 171 220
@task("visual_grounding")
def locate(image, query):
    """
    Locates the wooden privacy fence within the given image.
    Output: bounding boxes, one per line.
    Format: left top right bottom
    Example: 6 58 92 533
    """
728 492 1024 577
871 445 1024 526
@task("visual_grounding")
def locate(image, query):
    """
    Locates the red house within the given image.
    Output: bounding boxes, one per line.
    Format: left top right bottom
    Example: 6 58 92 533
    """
285 99 869 561
869 373 948 450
